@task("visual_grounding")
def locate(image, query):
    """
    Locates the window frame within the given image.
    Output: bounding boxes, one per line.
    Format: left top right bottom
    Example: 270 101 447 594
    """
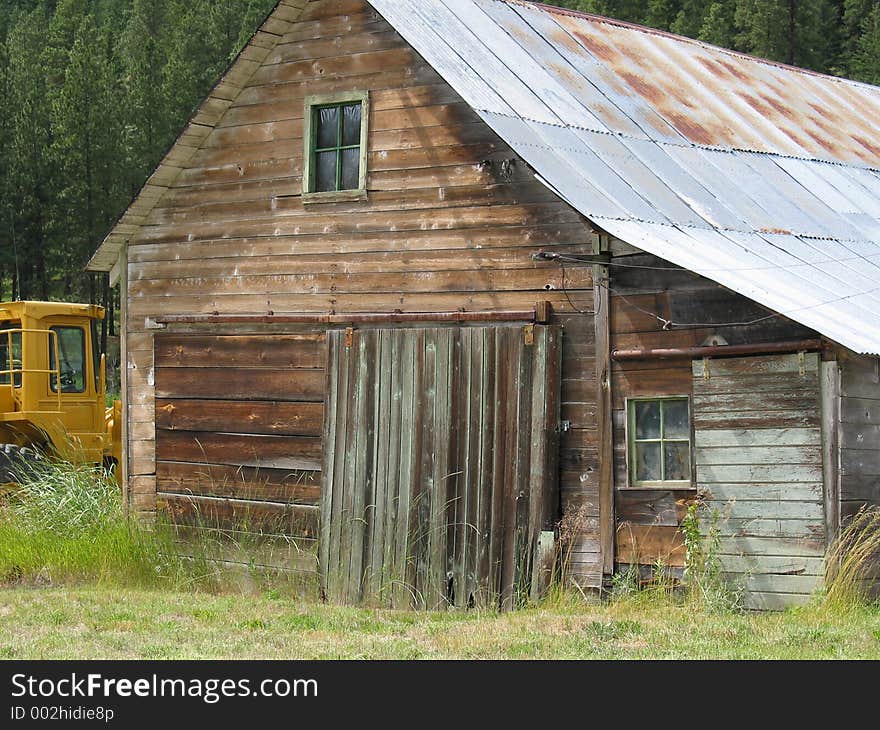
302 91 370 203
48 325 87 394
624 395 694 489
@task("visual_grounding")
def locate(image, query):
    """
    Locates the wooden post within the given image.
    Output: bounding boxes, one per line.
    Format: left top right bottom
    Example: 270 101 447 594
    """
593 236 614 578
530 530 556 602
119 245 129 517
821 359 841 578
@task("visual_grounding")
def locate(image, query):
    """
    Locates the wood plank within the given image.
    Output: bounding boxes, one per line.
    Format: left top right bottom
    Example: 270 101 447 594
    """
841 396 880 425
701 483 823 502
155 367 324 401
840 355 880 399
319 328 339 599
692 352 819 377
741 591 813 610
718 554 825 576
693 410 821 430
132 243 580 281
128 290 594 319
615 523 685 567
156 430 321 470
696 464 823 483
132 202 585 246
129 265 588 299
704 499 824 520
158 493 318 538
717 535 825 558
694 445 822 466
694 428 820 448
156 461 320 504
615 490 692 526
129 225 592 264
725 572 821 594
594 255 614 577
720 518 825 539
156 399 323 436
821 360 841 563
154 334 325 369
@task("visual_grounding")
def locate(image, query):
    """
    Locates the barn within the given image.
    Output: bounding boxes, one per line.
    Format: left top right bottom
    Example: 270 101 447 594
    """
88 0 880 610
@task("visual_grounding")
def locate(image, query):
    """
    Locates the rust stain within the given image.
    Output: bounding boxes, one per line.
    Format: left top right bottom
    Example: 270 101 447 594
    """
760 227 792 235
616 69 663 105
663 111 716 147
761 95 794 120
741 93 774 116
853 135 880 164
571 29 616 64
717 58 750 82
805 128 843 158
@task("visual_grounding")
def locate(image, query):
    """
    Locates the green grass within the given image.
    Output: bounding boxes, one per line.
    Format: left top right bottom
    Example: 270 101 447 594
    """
3 458 880 659
2 587 880 659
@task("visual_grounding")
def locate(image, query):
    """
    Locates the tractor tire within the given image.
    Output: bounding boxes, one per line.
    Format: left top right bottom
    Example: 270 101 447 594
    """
0 443 44 485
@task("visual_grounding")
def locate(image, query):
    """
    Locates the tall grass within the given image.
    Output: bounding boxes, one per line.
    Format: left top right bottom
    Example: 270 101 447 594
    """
823 506 880 610
0 457 185 588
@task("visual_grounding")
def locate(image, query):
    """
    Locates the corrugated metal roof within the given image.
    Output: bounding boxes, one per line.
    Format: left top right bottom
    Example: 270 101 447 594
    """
369 0 880 354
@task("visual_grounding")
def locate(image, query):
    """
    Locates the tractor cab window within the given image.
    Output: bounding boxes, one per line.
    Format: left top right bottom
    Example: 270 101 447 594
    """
0 321 22 387
49 326 86 393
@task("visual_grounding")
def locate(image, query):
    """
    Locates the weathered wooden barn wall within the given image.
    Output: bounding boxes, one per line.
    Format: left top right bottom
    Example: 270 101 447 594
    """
693 354 825 609
320 325 561 610
839 354 880 518
153 332 325 562
607 252 819 585
123 0 601 584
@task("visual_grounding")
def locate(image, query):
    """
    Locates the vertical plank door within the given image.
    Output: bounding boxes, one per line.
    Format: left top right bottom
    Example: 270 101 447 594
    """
320 325 561 610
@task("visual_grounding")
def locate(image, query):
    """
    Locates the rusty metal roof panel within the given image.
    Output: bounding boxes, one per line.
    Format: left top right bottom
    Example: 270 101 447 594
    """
368 0 880 353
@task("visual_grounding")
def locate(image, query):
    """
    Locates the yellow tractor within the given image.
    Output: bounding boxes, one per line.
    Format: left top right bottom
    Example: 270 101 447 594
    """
0 301 121 482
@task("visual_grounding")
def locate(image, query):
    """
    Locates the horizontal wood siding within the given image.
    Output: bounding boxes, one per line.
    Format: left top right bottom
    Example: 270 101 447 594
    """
607 253 818 583
154 332 325 556
124 0 597 572
320 325 561 610
839 354 880 548
693 353 825 609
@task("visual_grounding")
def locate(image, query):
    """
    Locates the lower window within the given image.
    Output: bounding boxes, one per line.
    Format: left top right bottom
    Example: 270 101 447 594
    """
627 396 692 487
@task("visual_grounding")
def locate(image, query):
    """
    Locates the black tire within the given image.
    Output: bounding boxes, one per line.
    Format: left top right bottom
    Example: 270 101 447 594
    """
0 443 44 484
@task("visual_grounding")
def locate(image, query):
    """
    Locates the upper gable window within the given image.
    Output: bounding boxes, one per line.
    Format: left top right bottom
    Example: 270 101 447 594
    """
303 92 369 200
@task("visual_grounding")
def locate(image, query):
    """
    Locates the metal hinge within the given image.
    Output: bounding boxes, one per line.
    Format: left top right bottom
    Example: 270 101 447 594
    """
702 356 711 380
798 350 806 376
344 327 354 348
523 323 535 346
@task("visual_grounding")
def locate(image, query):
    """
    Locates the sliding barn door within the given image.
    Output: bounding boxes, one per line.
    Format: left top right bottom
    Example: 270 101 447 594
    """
319 325 561 610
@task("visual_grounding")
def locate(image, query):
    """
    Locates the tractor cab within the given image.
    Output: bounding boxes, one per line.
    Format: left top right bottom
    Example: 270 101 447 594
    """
0 302 118 467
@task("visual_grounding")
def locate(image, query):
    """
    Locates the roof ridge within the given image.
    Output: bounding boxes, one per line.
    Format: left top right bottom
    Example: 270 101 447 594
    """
503 0 880 94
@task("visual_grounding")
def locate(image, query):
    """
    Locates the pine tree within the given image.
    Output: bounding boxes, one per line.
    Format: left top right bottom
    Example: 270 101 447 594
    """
4 4 52 299
852 3 880 83
671 0 711 38
119 0 169 186
699 1 737 47
735 0 832 71
645 0 680 30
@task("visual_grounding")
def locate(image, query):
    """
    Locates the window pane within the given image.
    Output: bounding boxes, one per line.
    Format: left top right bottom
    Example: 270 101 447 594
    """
342 103 362 146
635 442 662 482
316 106 339 149
664 442 691 481
341 148 360 190
663 399 689 439
49 327 86 393
635 401 661 439
0 323 22 387
315 150 338 192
